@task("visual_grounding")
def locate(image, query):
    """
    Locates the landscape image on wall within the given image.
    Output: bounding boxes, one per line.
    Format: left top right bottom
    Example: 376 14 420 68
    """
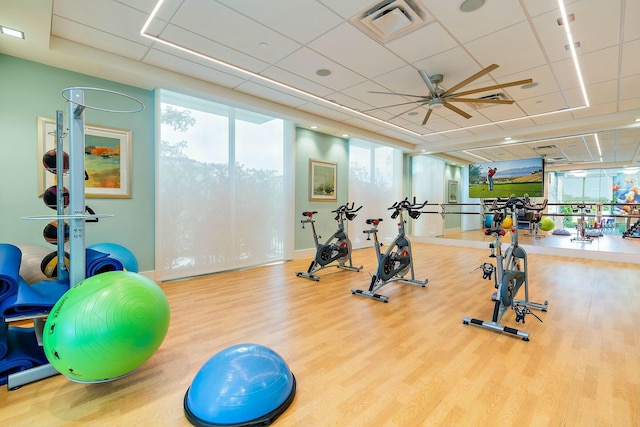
468 157 544 198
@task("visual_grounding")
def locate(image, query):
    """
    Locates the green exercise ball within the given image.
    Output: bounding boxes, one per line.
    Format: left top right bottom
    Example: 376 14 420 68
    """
43 271 170 383
539 216 555 231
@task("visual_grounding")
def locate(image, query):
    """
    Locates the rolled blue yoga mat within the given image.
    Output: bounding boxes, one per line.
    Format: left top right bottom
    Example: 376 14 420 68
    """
0 327 49 386
86 248 124 277
0 320 7 360
0 244 22 301
0 278 69 318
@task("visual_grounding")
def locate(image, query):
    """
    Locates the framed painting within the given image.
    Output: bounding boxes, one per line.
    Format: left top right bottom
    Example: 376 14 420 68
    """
38 116 132 198
309 159 337 201
448 180 458 203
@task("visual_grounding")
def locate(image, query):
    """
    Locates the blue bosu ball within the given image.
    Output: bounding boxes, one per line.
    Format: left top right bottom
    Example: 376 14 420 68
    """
184 343 296 426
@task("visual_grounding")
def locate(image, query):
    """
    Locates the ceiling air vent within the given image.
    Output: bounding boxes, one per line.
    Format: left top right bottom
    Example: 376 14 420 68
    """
466 93 509 109
350 0 433 43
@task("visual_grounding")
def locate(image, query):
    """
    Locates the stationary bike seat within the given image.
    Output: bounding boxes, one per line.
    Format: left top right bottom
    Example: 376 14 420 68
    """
302 211 317 217
484 228 506 236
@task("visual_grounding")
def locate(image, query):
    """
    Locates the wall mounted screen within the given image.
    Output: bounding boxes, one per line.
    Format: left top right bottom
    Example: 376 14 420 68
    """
468 157 544 198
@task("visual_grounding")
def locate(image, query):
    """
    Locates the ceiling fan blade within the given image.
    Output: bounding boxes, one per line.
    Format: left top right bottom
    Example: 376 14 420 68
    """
368 90 428 98
389 102 428 120
421 108 433 126
451 79 533 97
442 63 500 96
443 102 472 119
446 97 515 104
418 70 439 97
360 100 428 113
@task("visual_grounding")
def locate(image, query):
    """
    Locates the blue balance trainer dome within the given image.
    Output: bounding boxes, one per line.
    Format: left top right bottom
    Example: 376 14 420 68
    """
43 271 170 383
184 343 296 427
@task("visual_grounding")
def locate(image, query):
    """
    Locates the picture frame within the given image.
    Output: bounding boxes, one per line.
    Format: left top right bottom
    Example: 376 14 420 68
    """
38 116 132 198
448 180 458 203
309 159 337 201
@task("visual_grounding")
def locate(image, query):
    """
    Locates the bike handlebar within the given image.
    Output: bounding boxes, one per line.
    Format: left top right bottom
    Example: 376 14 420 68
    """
388 197 428 219
331 202 363 214
487 196 547 213
388 197 429 211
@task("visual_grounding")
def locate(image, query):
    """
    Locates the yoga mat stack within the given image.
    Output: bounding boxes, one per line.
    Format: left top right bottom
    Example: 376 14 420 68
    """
0 243 126 385
0 244 51 385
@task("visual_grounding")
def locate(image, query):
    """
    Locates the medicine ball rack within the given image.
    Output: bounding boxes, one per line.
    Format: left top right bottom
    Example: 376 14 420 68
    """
7 88 143 390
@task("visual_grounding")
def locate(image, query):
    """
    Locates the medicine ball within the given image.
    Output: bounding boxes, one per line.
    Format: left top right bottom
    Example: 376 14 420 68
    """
41 251 71 278
42 149 70 174
43 221 70 245
43 186 69 210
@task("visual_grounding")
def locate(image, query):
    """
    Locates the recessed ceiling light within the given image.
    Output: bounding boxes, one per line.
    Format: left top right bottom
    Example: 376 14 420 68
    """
258 42 269 49
504 137 512 141
1 26 24 39
310 125 318 129
635 118 640 122
459 0 485 12
316 69 331 77
341 134 349 138
557 14 575 26
408 112 419 116
564 41 581 50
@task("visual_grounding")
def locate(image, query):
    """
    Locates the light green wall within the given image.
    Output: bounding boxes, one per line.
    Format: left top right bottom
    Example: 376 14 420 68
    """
294 128 349 251
0 54 156 271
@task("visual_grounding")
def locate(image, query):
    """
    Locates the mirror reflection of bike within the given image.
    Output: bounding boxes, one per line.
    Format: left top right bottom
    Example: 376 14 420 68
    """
296 203 363 281
351 197 429 303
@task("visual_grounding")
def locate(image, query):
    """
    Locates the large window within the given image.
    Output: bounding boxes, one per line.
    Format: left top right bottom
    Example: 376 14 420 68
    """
348 139 403 248
156 90 293 281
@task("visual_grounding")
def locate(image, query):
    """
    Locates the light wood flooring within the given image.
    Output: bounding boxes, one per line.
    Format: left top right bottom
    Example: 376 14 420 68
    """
2 242 639 426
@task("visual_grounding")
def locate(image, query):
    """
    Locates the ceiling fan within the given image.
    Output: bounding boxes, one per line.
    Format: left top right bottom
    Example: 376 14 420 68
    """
365 64 533 126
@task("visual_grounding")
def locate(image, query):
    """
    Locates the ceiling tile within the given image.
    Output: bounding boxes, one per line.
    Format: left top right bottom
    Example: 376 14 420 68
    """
159 24 271 73
423 0 527 44
260 66 335 98
317 0 385 20
621 39 640 78
218 0 343 45
52 16 150 61
234 80 310 109
170 0 301 63
274 47 367 91
143 49 247 88
464 21 548 78
307 22 407 78
384 23 458 63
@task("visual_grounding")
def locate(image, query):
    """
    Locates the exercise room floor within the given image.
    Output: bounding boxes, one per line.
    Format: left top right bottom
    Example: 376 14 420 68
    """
2 240 639 426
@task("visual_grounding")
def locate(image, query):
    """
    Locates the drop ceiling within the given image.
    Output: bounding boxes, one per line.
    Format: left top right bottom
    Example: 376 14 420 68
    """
1 0 639 170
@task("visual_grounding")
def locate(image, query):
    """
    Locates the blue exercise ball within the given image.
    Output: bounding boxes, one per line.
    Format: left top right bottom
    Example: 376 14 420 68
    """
88 242 139 272
184 343 296 426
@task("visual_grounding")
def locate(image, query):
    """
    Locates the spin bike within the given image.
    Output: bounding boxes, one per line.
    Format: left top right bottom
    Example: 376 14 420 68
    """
462 196 549 341
296 202 363 281
351 197 428 303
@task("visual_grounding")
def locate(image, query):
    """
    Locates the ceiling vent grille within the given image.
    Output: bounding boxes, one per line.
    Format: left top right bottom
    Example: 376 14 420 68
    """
466 93 509 109
350 0 433 43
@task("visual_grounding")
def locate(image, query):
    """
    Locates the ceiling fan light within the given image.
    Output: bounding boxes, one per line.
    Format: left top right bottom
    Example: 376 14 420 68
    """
429 101 444 109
